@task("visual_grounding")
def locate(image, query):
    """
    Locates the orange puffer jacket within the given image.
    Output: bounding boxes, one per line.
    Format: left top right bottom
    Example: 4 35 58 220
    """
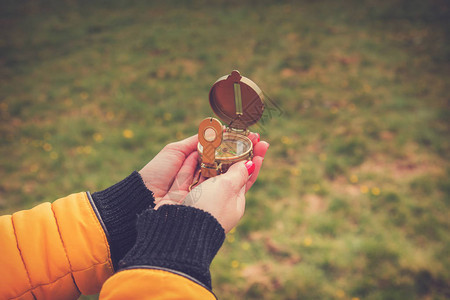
0 192 216 299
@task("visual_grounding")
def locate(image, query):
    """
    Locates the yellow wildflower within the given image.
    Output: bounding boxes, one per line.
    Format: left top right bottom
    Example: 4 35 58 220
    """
93 133 103 142
241 242 250 251
281 136 292 145
303 236 312 247
83 146 92 154
349 174 358 183
231 260 240 269
43 143 52 152
227 235 235 243
360 185 369 194
371 187 381 196
290 168 300 176
50 152 58 160
123 129 134 139
336 290 345 298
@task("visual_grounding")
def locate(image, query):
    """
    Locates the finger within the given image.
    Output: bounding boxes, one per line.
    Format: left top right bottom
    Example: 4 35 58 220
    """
248 132 261 147
253 140 269 158
163 152 199 203
236 184 247 218
172 151 199 190
246 141 269 191
167 134 199 157
154 200 179 210
219 161 249 192
141 135 198 181
246 155 264 192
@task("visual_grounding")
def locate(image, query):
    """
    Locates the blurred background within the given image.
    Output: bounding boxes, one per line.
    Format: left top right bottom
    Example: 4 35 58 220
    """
1 0 449 299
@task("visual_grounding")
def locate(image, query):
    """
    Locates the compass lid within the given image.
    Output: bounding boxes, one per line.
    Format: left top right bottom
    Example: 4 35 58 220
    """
209 70 264 130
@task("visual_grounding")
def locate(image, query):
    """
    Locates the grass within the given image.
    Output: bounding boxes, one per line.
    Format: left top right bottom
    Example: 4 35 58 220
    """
1 0 449 299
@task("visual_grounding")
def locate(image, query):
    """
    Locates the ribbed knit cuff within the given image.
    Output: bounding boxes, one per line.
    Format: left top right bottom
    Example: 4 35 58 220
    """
91 171 155 270
118 205 226 289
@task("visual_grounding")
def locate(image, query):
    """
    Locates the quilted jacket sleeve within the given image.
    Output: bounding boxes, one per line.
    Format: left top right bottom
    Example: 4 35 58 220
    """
99 269 217 300
0 192 114 299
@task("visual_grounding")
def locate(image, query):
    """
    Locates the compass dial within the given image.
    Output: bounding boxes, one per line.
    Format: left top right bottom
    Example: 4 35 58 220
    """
198 132 252 160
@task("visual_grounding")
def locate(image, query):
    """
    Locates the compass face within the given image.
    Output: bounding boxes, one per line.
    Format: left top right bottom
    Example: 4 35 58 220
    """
198 132 252 160
216 137 251 158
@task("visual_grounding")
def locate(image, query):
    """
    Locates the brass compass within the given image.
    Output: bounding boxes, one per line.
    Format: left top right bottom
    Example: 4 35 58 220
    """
195 70 265 182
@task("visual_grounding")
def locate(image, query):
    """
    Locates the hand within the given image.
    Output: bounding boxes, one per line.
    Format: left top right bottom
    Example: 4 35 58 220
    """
155 137 270 233
139 135 199 203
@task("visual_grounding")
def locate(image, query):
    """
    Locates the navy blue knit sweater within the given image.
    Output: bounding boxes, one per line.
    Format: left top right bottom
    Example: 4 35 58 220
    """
91 171 225 289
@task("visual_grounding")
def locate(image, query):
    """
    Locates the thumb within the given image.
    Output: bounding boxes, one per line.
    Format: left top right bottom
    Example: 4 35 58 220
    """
219 161 253 192
154 199 179 210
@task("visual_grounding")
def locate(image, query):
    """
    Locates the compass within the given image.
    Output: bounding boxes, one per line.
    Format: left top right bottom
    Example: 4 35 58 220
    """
196 70 265 178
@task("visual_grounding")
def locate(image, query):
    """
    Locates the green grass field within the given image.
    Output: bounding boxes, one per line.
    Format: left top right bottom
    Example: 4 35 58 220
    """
1 0 449 299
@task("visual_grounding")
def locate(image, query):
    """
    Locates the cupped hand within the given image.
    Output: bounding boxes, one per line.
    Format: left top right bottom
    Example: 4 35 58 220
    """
155 134 269 233
139 135 199 203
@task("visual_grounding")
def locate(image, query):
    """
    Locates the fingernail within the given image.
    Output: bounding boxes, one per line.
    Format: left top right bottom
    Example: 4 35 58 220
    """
255 133 260 143
245 160 255 175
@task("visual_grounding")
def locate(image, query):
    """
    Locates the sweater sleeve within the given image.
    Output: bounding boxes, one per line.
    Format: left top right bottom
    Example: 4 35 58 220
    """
118 205 225 289
99 205 225 299
91 171 156 270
